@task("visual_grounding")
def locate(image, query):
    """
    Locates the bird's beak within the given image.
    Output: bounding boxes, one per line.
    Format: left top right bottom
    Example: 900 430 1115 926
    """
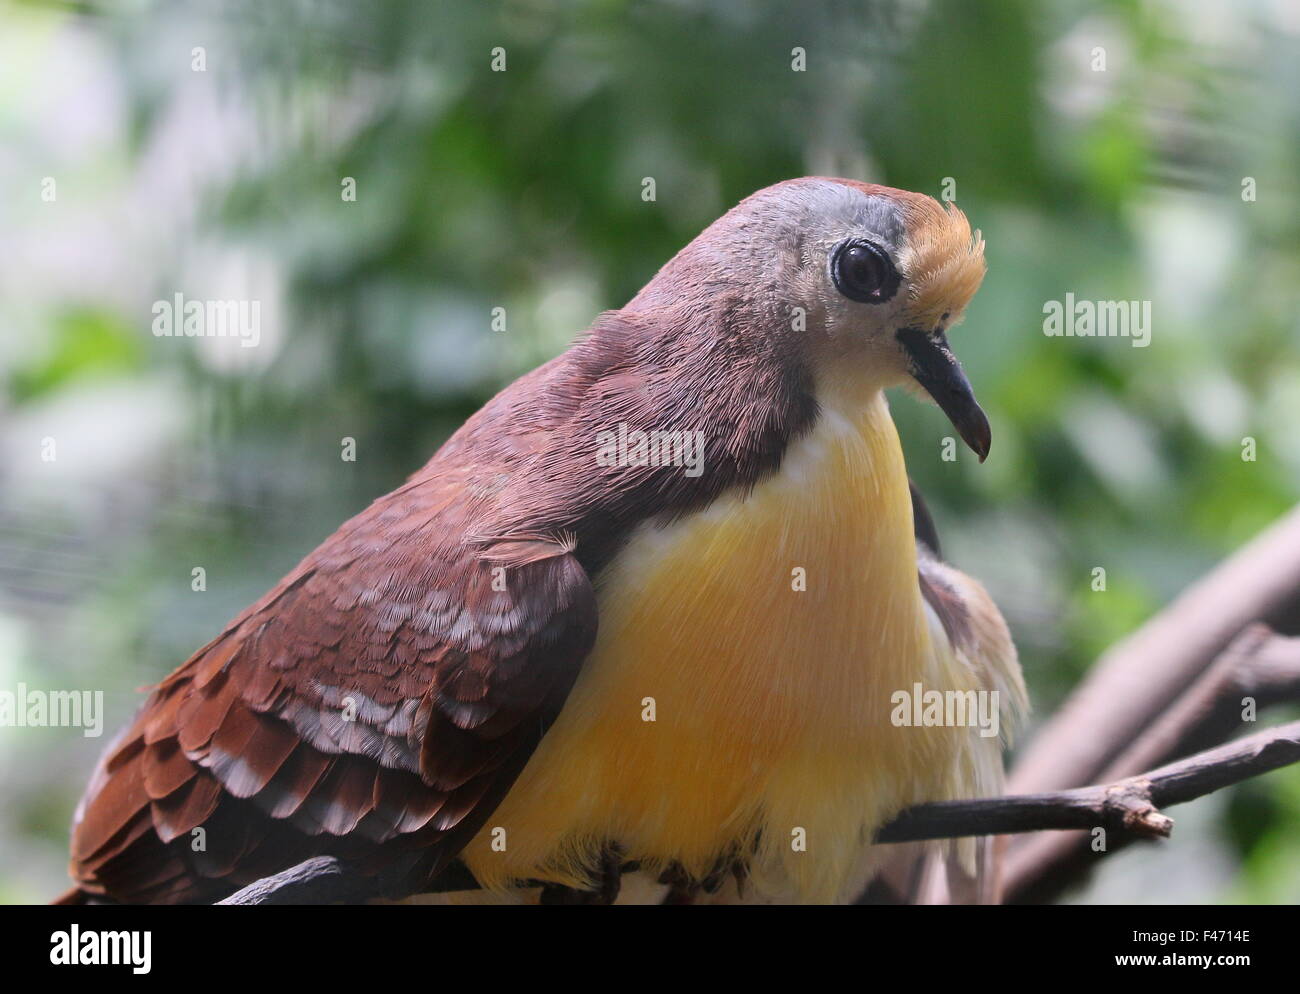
896 327 991 462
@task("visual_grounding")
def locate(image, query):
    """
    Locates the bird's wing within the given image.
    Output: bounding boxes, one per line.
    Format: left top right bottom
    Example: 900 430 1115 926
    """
914 545 1025 904
865 482 1025 905
67 468 597 904
910 481 1025 751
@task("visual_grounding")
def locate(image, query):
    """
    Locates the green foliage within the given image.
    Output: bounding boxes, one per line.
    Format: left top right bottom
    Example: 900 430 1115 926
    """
10 309 144 403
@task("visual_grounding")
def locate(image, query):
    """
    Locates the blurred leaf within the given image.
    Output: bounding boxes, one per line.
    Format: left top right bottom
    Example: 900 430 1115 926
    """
10 308 143 402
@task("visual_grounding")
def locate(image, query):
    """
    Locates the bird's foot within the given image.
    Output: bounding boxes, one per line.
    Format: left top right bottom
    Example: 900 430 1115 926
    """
657 858 744 905
538 844 624 905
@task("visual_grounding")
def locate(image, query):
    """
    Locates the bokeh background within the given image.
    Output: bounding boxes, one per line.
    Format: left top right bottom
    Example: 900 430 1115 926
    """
1 0 1297 903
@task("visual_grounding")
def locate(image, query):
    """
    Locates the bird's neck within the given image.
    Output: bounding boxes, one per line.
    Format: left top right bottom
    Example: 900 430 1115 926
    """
812 359 901 417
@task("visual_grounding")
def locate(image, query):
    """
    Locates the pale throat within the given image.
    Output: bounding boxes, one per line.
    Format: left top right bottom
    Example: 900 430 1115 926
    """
810 339 911 417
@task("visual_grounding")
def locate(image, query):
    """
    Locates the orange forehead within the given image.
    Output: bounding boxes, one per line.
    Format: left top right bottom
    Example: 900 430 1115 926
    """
828 179 987 330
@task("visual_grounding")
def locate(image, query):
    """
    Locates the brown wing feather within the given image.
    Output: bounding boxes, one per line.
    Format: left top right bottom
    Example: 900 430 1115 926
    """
68 472 597 903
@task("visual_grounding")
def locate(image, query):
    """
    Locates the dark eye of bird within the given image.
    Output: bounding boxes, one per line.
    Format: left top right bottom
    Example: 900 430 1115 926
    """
831 239 900 304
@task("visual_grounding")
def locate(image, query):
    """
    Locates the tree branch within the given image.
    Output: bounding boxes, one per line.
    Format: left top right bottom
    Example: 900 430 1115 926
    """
999 506 1300 903
1006 505 1300 798
218 719 1300 904
875 719 1300 842
217 857 374 906
1004 625 1300 902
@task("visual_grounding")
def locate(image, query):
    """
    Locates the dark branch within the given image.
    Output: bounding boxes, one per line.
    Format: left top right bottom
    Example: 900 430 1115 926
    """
1004 626 1300 902
217 856 375 906
878 719 1300 842
1007 506 1300 800
218 720 1300 904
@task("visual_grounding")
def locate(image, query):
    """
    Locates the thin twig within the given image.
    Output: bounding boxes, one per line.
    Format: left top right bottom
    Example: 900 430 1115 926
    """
1004 627 1300 901
877 719 1300 842
1007 505 1300 799
218 720 1300 904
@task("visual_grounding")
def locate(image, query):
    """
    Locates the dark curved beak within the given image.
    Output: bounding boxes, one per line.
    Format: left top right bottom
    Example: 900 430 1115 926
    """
897 327 991 462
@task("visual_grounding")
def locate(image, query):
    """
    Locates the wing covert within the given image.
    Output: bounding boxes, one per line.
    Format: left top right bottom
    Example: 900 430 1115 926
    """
69 482 597 904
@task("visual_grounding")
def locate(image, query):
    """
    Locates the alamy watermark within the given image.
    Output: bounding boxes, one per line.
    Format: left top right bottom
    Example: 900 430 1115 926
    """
595 424 705 478
1043 293 1151 348
50 926 151 974
152 292 260 347
890 682 1001 739
0 684 104 737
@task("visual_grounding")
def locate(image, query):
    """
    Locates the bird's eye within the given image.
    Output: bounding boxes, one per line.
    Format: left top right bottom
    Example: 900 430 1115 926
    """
831 239 900 304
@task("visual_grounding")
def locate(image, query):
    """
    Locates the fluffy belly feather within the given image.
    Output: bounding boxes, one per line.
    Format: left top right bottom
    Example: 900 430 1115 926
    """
460 390 976 902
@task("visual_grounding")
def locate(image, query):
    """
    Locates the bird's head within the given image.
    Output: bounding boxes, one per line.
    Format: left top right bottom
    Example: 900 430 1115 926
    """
636 177 991 459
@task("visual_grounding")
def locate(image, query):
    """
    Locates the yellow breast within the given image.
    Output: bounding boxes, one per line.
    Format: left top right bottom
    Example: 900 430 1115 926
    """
461 390 975 901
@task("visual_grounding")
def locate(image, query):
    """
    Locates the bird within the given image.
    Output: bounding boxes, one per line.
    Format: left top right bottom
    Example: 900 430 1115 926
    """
61 177 1025 905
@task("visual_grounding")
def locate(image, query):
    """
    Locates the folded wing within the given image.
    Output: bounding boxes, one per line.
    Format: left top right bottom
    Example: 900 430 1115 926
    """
68 472 596 904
